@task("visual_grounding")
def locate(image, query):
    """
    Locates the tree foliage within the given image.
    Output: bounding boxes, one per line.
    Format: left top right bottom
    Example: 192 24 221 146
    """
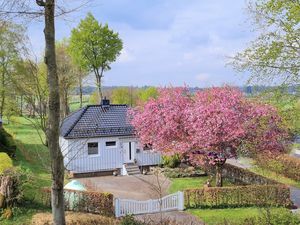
69 13 123 99
231 0 300 85
130 87 289 186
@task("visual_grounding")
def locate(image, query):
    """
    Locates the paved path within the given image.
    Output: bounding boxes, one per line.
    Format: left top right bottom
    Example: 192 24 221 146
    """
77 174 171 200
227 157 300 208
76 174 204 224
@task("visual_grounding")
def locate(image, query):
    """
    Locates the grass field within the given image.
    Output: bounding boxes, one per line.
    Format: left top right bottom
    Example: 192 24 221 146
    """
2 117 51 225
69 94 90 112
168 177 233 194
188 207 293 225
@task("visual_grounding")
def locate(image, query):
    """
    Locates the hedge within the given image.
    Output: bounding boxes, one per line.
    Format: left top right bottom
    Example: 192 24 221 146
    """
184 184 291 209
256 154 300 181
222 163 279 185
42 189 114 217
0 153 13 174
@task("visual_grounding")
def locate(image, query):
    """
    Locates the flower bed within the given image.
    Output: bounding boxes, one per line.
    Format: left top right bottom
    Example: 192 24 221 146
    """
42 189 114 217
184 184 291 209
158 167 206 178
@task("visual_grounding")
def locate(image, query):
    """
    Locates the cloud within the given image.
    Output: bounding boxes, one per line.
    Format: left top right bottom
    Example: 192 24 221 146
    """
26 0 253 87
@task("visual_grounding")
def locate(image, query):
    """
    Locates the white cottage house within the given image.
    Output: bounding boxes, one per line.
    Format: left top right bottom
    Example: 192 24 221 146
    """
59 99 161 176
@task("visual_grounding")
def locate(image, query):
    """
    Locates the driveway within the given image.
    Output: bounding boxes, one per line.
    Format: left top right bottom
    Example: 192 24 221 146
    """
76 174 171 200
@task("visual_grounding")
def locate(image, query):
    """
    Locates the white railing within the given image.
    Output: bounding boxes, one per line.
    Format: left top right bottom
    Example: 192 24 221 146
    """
135 151 162 166
115 191 184 217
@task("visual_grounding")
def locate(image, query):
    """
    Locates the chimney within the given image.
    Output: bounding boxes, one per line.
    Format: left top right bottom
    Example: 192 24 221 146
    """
101 97 110 107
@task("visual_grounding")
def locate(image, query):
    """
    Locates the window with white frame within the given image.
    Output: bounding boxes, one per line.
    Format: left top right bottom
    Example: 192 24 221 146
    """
87 142 98 155
105 141 116 147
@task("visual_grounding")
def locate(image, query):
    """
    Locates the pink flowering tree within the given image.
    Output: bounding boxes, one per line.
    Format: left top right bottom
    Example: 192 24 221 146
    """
130 86 289 187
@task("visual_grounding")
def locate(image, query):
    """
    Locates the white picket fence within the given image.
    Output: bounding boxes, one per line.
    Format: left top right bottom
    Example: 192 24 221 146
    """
115 191 184 217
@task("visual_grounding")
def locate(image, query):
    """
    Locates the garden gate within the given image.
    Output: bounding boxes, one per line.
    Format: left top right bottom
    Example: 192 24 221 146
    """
114 191 184 217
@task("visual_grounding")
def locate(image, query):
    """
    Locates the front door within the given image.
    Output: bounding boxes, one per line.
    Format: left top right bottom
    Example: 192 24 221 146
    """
123 142 135 163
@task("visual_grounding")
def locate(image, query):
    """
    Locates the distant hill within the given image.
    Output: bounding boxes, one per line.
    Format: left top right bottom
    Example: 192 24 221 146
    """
70 85 299 96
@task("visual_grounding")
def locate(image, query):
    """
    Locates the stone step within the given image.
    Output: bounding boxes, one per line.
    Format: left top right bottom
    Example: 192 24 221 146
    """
125 164 141 175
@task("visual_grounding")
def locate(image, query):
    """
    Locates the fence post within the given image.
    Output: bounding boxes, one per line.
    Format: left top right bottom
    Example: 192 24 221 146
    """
178 191 184 211
115 198 120 217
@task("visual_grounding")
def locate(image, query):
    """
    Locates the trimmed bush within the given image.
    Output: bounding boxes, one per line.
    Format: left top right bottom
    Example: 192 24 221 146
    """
162 154 181 168
42 189 114 217
184 185 291 208
0 153 13 174
256 154 300 181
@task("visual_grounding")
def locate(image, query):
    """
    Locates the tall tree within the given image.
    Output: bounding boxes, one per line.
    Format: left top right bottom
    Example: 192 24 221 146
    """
38 1 65 223
130 87 289 186
56 40 77 119
69 13 123 99
231 0 300 85
0 22 24 118
111 87 138 106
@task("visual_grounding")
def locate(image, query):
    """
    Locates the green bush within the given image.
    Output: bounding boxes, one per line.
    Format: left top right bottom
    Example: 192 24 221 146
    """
0 153 13 174
162 154 181 168
184 185 291 209
120 215 145 225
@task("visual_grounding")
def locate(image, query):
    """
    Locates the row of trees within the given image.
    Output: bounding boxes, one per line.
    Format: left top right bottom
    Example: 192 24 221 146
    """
0 12 123 123
0 5 122 224
89 86 158 106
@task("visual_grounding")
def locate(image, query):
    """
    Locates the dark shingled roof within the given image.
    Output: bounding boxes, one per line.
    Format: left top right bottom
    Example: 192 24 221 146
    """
60 104 134 139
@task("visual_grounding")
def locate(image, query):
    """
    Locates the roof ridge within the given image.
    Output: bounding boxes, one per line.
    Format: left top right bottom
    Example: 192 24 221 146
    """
63 105 89 138
87 104 128 107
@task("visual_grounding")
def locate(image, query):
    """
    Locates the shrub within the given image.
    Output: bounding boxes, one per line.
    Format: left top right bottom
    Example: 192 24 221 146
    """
0 168 30 208
184 184 291 209
256 154 300 181
42 189 114 217
120 215 145 225
0 153 13 174
31 212 118 225
162 154 181 168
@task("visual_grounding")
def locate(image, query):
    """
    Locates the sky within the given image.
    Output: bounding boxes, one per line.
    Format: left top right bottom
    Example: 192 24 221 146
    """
27 0 254 88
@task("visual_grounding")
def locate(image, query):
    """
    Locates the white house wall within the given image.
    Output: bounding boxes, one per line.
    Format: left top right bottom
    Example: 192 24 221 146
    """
63 136 136 173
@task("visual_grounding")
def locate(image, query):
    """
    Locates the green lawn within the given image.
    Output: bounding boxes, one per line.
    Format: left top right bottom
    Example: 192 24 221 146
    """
168 177 233 193
188 207 292 225
2 117 52 224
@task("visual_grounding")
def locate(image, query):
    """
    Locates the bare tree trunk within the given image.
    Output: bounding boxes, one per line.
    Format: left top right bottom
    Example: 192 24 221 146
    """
20 95 23 116
215 164 223 187
41 0 65 224
79 74 83 108
0 71 6 117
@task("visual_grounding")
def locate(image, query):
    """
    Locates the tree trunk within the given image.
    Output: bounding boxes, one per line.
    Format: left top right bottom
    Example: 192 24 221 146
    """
0 71 6 117
79 74 83 108
20 95 23 116
94 67 103 100
215 164 223 187
42 1 65 224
